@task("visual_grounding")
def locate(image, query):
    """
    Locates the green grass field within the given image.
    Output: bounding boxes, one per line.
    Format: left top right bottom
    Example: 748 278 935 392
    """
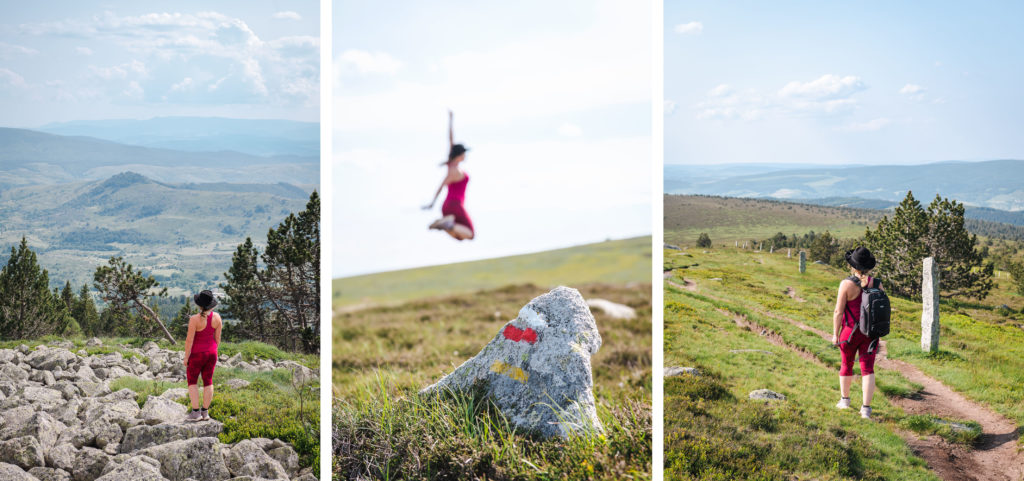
334 259 652 479
664 247 1024 479
664 195 880 248
333 236 652 308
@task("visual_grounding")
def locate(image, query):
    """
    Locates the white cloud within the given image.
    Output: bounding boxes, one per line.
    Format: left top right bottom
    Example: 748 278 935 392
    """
122 80 143 99
272 11 302 21
841 117 891 132
674 21 703 35
0 68 27 88
75 46 93 56
0 42 38 58
557 123 583 137
336 49 402 76
899 83 927 101
696 74 866 121
170 77 194 92
779 74 865 100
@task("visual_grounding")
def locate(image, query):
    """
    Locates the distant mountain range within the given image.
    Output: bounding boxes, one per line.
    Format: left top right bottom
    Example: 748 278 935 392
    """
0 127 318 188
0 171 310 294
39 117 318 157
665 159 1024 214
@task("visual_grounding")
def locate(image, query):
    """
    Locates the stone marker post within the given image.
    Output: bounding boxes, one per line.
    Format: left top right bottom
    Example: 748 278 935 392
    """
769 246 774 254
787 248 791 258
921 256 940 352
735 240 738 248
799 251 806 273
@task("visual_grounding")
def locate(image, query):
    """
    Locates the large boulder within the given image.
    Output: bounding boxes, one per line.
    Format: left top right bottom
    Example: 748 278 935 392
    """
224 439 288 480
120 421 223 453
267 444 299 477
72 447 111 481
86 338 103 347
138 396 185 426
22 386 64 406
96 455 166 481
0 363 29 382
421 286 603 438
83 399 140 431
25 348 77 371
140 437 230 481
0 462 37 481
0 436 45 470
45 443 78 471
29 466 72 481
1 411 66 452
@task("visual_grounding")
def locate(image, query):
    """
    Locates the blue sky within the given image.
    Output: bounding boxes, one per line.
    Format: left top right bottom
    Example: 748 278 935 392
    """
334 0 652 277
0 1 318 127
666 1 1024 166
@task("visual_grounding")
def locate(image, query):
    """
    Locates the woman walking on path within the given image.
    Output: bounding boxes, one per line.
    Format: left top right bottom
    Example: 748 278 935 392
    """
184 289 222 422
832 247 880 420
424 110 475 241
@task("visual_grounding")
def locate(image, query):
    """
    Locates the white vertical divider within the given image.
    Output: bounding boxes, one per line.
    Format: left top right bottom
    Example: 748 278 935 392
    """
319 0 333 479
651 0 665 479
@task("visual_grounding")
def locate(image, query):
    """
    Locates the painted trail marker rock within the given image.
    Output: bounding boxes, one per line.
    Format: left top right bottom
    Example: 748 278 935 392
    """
420 286 603 438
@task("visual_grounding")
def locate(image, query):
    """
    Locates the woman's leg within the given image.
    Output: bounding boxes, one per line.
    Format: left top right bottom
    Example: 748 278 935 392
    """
448 223 474 240
839 375 854 399
202 384 214 409
859 342 877 407
187 384 201 410
838 327 856 399
861 373 875 406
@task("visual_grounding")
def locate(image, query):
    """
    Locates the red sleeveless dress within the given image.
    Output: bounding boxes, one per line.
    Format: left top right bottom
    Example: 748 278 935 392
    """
441 172 474 233
186 312 219 386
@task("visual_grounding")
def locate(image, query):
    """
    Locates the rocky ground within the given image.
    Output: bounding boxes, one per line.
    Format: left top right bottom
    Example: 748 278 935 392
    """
0 339 317 481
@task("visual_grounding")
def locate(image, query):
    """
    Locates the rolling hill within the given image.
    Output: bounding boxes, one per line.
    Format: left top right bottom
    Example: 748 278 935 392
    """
0 171 310 294
39 117 319 157
665 159 1024 211
0 128 318 187
333 236 652 308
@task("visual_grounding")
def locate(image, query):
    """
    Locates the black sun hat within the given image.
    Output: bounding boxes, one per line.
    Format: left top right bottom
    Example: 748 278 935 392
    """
448 143 468 161
844 246 876 272
193 290 218 310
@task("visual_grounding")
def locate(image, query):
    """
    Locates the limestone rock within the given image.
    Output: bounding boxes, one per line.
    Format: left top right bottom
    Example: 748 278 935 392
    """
30 466 72 481
224 439 288 480
222 379 250 389
664 366 701 377
266 445 299 477
0 436 45 470
120 421 223 453
73 447 111 481
421 286 603 438
140 437 231 481
0 462 37 481
46 443 78 472
585 298 637 320
0 363 29 382
96 455 166 481
159 388 189 400
749 389 786 401
139 396 185 426
26 348 77 371
86 338 103 347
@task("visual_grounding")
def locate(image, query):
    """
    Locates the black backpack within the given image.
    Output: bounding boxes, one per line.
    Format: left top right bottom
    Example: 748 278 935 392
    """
843 276 891 349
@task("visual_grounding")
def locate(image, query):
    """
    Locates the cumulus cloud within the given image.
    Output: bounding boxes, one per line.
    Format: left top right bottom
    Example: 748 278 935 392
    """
0 68 27 88
75 46 93 56
696 74 867 120
272 11 302 21
18 11 318 107
336 49 402 75
0 42 38 58
899 83 926 101
675 21 703 35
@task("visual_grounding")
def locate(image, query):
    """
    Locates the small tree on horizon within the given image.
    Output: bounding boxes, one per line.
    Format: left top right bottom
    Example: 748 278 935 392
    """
93 256 175 343
696 232 712 248
810 231 839 264
73 284 100 336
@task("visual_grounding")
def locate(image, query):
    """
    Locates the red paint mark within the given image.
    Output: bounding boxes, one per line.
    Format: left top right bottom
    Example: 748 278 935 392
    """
503 325 538 344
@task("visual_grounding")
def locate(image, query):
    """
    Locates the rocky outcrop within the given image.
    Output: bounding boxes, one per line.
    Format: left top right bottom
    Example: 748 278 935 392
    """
421 286 603 438
0 342 316 480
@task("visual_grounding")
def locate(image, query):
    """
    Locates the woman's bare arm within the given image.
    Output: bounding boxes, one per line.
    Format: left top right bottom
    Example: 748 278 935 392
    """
832 281 850 344
423 170 458 209
448 110 454 148
183 316 196 364
214 313 222 346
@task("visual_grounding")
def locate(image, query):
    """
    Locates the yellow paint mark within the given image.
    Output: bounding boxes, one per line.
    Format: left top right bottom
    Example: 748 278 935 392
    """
490 360 528 383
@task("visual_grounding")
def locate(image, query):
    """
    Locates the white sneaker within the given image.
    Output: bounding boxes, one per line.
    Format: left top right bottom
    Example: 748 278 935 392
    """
835 397 851 409
429 215 455 230
860 406 872 419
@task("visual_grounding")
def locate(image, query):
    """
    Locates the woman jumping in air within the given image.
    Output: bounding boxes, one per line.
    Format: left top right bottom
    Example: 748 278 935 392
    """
832 246 880 420
424 110 475 241
184 289 222 422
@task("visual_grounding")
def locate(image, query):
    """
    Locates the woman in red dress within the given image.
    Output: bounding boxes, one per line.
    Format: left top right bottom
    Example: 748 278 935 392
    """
424 110 475 241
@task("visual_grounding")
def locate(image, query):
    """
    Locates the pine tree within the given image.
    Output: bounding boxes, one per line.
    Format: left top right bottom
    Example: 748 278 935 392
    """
94 256 174 343
73 284 100 336
222 237 271 342
1009 262 1024 296
809 231 838 264
923 195 994 299
0 237 72 340
60 281 75 311
864 192 930 298
865 191 994 299
696 232 712 248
